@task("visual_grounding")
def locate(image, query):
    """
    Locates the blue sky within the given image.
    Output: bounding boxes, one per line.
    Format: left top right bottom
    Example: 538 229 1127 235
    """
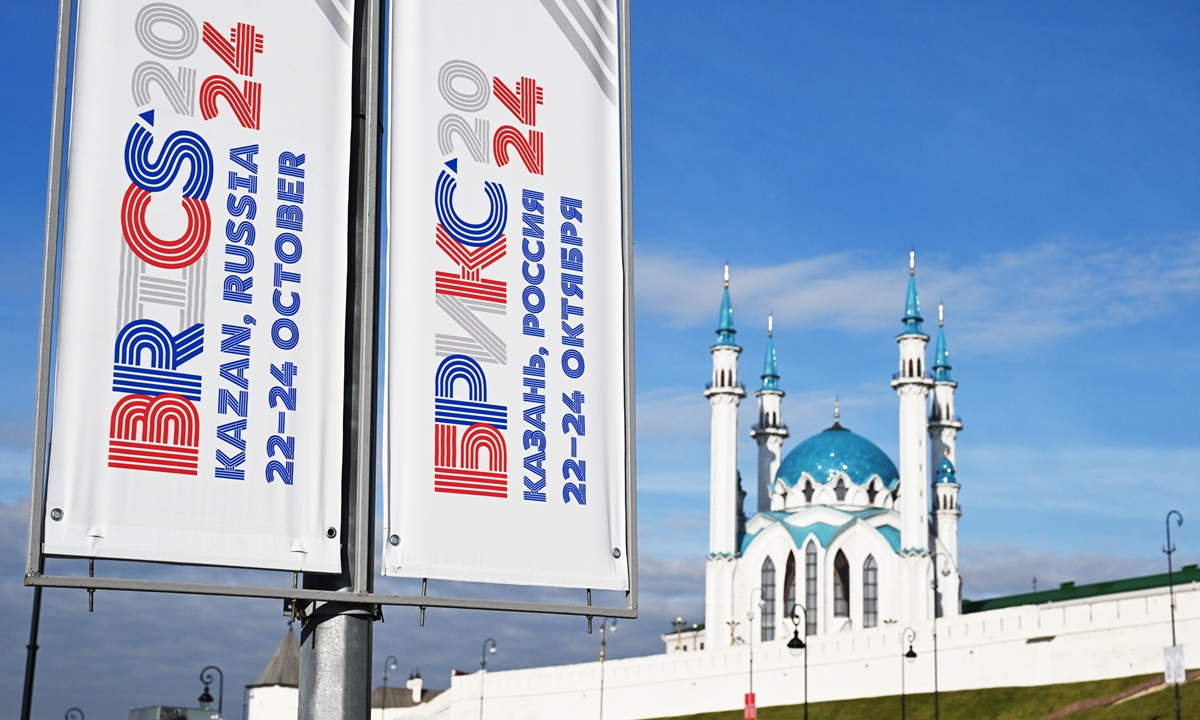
4 1 1200 717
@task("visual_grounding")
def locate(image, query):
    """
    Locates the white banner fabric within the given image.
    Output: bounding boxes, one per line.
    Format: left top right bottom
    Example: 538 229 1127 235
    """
43 0 354 571
384 0 630 589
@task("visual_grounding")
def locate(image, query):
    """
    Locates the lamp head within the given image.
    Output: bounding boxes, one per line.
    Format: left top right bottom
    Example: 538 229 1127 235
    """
905 644 917 663
198 686 214 708
489 645 497 654
786 629 805 656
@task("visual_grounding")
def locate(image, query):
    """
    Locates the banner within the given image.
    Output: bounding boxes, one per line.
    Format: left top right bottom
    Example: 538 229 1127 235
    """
384 0 631 589
42 0 354 571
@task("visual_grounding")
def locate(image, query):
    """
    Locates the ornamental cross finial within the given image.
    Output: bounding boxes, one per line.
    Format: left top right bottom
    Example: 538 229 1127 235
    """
723 263 729 288
909 249 915 276
938 302 944 327
768 313 773 337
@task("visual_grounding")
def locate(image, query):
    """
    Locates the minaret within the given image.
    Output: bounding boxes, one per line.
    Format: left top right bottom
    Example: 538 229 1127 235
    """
928 303 962 470
705 265 745 644
933 451 962 617
890 251 934 624
751 314 788 513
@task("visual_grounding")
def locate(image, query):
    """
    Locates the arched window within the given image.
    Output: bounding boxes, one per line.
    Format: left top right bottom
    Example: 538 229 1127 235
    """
833 550 850 618
803 480 814 503
761 558 776 641
805 542 818 636
784 552 797 620
834 477 848 502
863 555 878 628
918 358 923 376
908 358 914 377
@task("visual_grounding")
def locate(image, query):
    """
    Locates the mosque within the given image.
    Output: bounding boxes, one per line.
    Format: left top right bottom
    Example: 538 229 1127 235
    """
700 251 963 649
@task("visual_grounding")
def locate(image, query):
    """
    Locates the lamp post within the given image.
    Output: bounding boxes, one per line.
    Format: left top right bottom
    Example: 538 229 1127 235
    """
1165 510 1184 720
786 606 809 720
479 638 497 720
672 617 685 651
65 709 83 720
745 588 765 718
598 619 617 720
382 655 398 709
198 666 223 717
900 627 917 720
930 538 959 720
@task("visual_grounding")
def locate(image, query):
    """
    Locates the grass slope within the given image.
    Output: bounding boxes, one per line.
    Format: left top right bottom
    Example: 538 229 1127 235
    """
650 673 1200 720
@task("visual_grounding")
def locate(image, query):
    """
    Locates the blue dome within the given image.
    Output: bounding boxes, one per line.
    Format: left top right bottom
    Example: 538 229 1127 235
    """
936 456 957 483
776 424 899 489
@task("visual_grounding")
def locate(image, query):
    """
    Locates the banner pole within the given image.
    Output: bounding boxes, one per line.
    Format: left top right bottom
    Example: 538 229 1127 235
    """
22 0 74 716
298 0 384 716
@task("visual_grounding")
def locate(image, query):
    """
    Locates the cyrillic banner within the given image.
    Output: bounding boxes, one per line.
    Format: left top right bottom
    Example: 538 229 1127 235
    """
43 0 354 571
384 0 631 589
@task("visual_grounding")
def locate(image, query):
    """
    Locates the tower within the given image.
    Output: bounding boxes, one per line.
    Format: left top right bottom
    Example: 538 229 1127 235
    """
705 265 745 643
928 303 962 469
890 251 934 623
751 315 788 513
933 453 962 617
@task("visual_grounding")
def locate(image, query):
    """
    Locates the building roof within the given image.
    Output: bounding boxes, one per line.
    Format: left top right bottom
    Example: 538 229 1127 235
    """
761 328 779 390
901 264 925 337
936 456 956 483
933 308 952 381
249 627 300 688
714 284 737 347
775 424 899 489
962 564 1200 614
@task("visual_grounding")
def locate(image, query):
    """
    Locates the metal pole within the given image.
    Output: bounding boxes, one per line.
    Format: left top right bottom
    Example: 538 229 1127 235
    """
19 587 43 720
24 0 74 715
901 627 916 720
297 0 382 717
1166 510 1183 720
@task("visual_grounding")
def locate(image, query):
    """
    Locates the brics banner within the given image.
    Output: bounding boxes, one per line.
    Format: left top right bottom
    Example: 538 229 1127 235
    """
384 0 631 589
42 0 354 571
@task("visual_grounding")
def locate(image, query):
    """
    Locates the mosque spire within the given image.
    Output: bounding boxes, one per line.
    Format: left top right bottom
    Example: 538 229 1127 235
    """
933 302 952 382
761 314 779 390
901 250 925 336
715 264 737 346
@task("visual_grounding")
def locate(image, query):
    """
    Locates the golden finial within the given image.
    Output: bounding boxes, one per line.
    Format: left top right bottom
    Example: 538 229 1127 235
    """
943 446 950 458
768 313 773 337
909 250 915 276
723 263 729 289
834 396 840 423
938 302 944 327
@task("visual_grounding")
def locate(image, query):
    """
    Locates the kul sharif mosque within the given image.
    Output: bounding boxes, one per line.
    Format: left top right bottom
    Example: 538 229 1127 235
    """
701 251 963 647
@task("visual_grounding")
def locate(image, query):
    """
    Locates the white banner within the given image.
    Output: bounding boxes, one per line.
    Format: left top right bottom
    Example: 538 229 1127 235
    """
43 0 354 571
384 0 630 589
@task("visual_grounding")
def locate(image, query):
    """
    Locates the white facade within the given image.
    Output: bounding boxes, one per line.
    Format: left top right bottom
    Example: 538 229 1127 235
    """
381 582 1200 720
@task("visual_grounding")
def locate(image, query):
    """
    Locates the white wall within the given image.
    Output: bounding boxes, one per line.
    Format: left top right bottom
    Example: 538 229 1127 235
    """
382 582 1200 720
246 685 298 720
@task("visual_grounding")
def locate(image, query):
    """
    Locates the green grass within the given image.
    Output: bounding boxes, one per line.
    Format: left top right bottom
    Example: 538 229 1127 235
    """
649 673 1200 720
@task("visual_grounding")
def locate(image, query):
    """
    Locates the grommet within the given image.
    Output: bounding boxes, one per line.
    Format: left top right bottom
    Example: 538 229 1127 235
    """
326 527 338 538
389 535 400 546
50 508 63 521
612 548 621 558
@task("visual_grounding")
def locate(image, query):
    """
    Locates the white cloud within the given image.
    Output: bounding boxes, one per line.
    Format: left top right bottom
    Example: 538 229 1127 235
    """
960 544 1188 600
635 235 1200 350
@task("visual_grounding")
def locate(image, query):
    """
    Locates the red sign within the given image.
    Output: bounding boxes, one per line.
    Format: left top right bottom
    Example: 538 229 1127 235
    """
744 693 756 720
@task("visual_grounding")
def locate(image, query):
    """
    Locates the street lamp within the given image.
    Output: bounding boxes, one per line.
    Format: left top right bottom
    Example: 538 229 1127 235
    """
900 627 917 720
198 666 223 717
479 638 497 720
1165 510 1184 720
65 709 83 720
598 619 617 720
382 655 398 708
786 605 809 720
747 588 766 695
672 617 685 651
930 537 959 720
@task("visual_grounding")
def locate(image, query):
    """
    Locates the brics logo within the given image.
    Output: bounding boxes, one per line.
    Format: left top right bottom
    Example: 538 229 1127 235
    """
108 394 201 475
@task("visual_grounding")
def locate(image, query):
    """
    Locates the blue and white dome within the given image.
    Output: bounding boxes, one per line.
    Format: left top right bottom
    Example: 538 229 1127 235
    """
775 423 899 490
